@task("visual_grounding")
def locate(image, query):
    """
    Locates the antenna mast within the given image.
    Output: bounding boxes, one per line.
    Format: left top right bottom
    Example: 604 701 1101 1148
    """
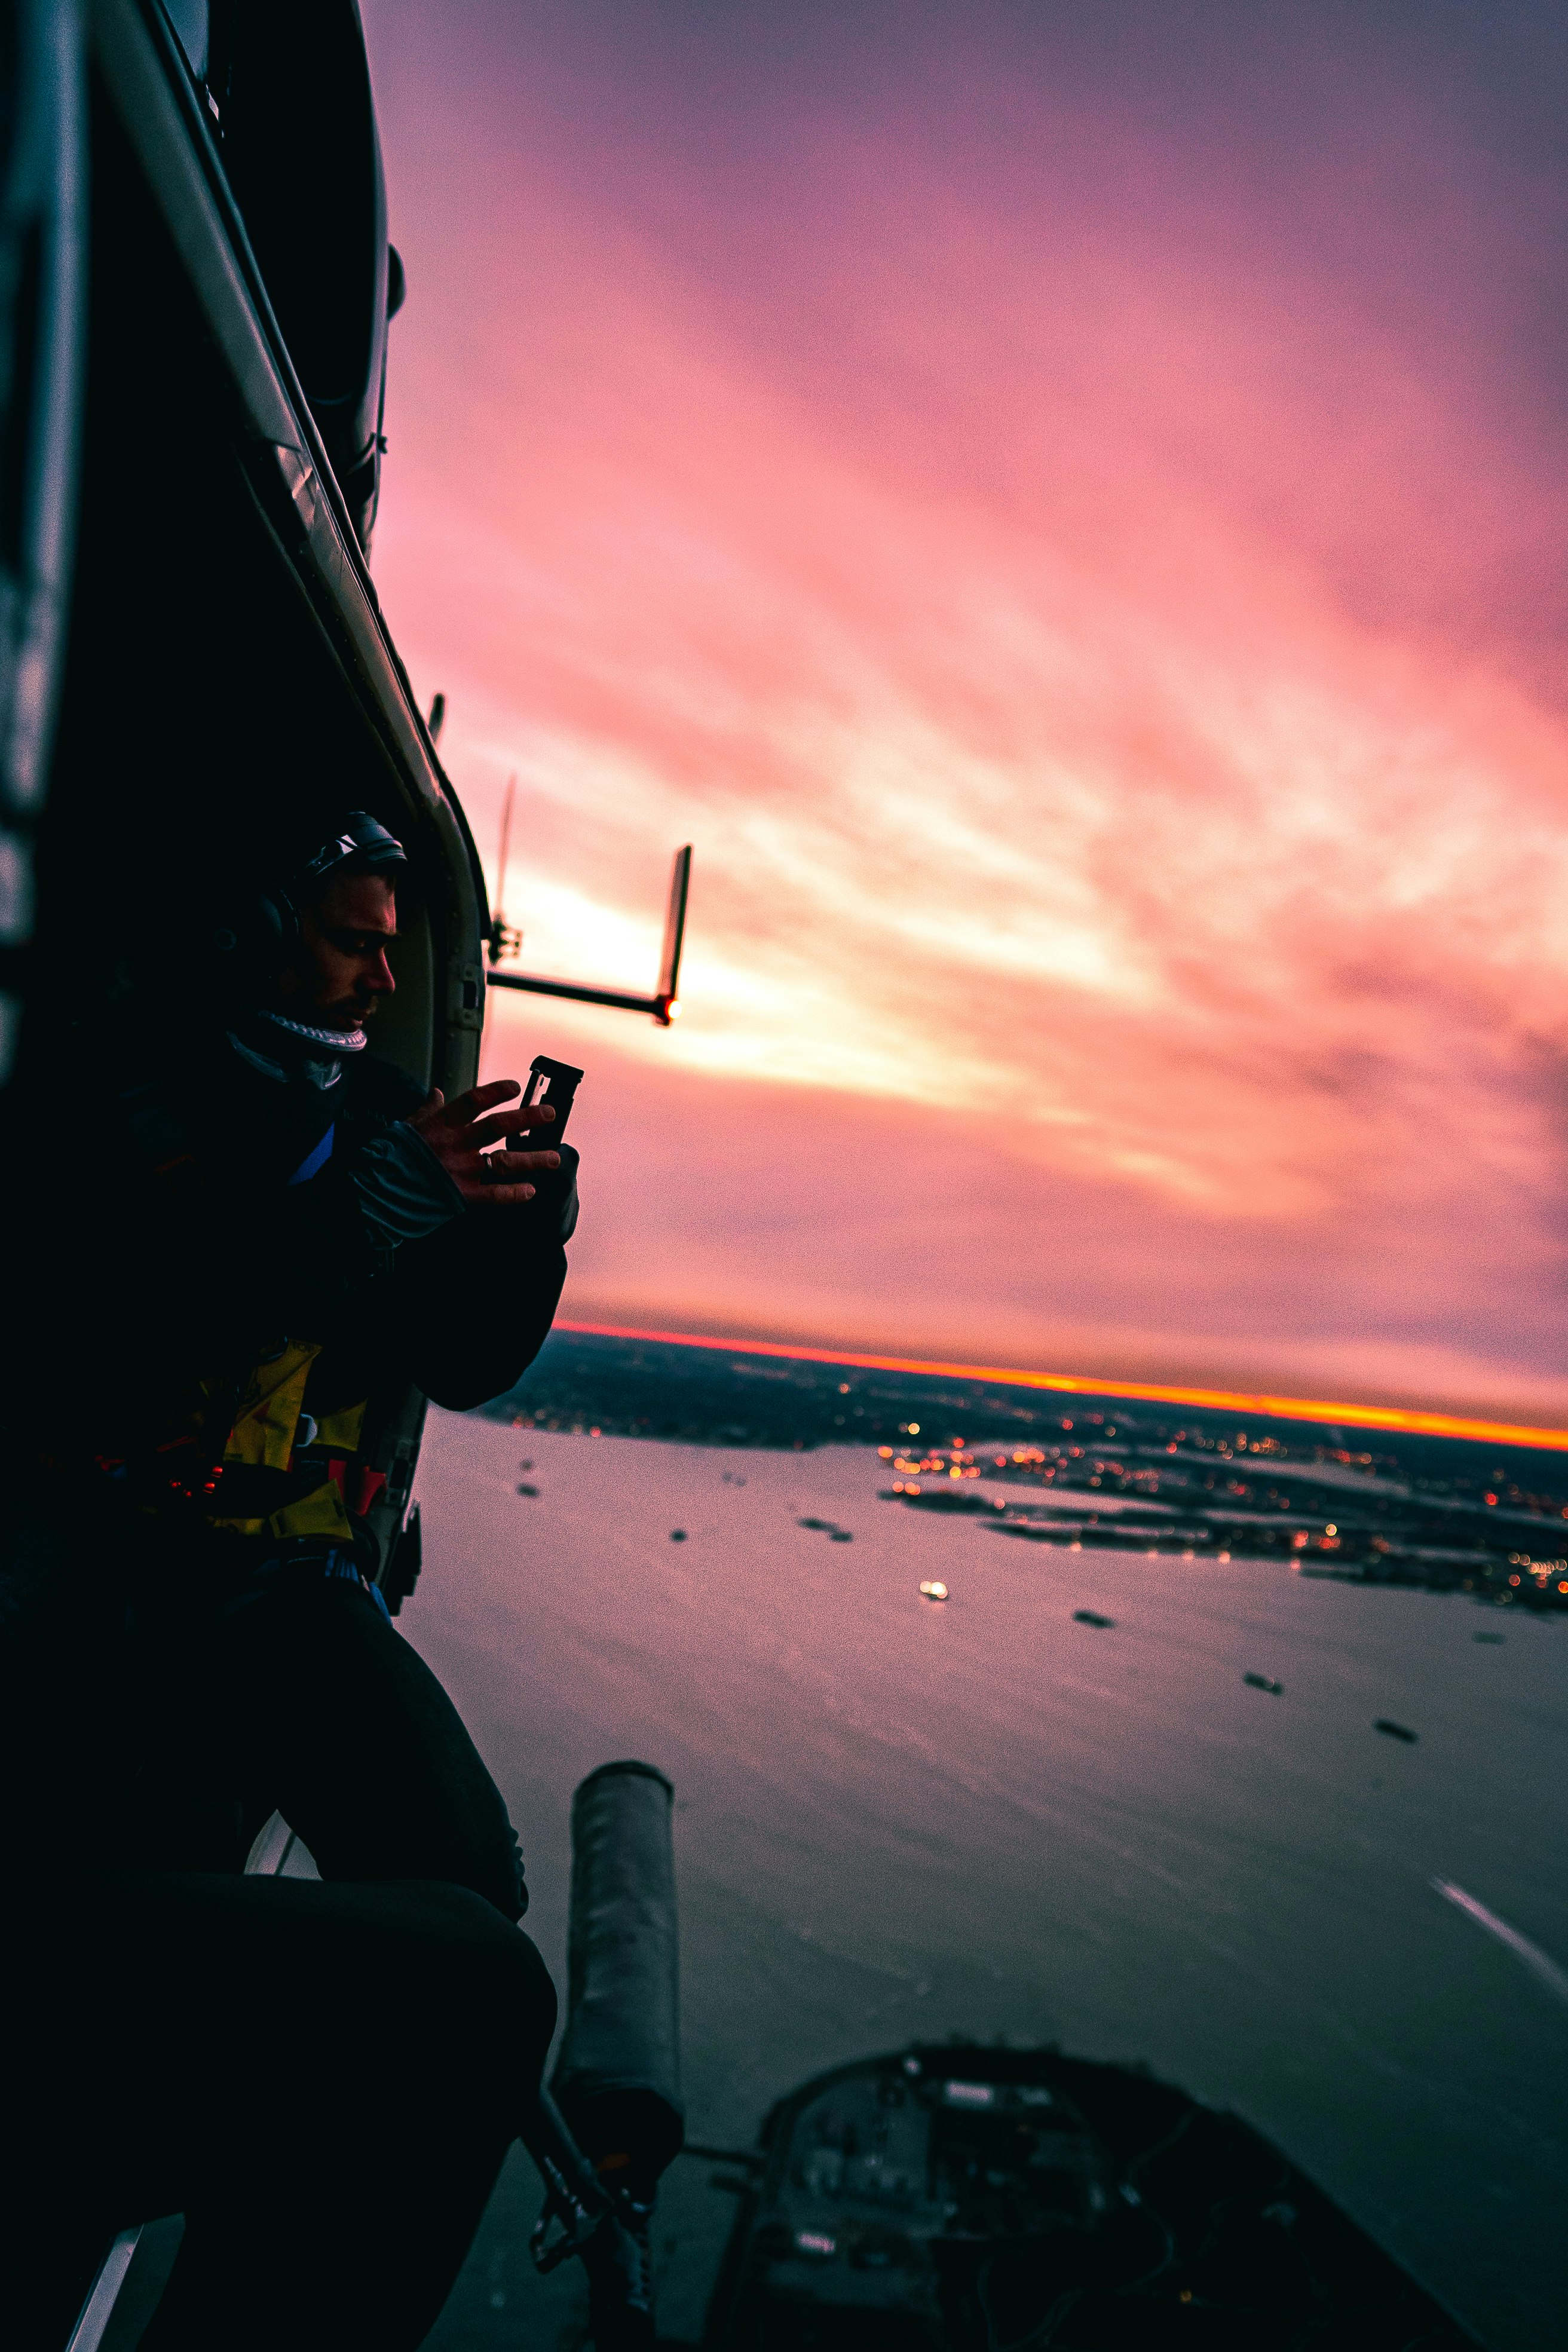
487 774 521 964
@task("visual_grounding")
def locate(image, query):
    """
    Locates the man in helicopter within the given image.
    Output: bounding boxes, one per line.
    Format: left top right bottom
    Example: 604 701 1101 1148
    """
1 814 574 2348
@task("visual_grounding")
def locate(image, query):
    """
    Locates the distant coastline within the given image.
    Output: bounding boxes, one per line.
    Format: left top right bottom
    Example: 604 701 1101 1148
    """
480 1327 1568 1616
546 1321 1568 1454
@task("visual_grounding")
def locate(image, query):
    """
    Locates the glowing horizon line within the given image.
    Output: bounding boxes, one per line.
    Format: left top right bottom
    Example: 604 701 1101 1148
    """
552 1321 1568 1453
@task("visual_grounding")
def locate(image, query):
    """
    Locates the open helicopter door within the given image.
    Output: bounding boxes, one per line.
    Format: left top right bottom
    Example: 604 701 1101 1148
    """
10 0 488 1622
19 2 478 2329
8 5 689 2342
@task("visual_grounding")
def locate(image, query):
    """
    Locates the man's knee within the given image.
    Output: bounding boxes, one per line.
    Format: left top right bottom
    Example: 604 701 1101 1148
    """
455 1889 557 2058
394 1882 558 2088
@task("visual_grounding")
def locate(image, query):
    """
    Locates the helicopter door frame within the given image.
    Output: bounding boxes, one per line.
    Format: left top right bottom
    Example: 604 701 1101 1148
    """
86 0 489 1101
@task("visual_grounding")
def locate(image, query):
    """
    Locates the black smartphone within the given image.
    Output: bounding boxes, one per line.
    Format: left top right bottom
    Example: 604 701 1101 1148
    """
523 1055 584 1148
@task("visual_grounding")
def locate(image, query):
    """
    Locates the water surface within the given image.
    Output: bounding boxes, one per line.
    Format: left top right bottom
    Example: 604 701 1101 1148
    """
411 1413 1566 2349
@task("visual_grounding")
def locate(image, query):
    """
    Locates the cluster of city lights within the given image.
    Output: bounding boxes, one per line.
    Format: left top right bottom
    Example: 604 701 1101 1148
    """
1505 1551 1568 1594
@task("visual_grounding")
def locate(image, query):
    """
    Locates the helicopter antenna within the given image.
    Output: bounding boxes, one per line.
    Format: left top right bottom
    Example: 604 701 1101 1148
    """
488 844 693 1027
656 843 692 1016
487 774 521 965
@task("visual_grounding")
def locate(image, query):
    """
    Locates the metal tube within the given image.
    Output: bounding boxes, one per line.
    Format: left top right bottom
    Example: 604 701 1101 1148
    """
485 970 665 1020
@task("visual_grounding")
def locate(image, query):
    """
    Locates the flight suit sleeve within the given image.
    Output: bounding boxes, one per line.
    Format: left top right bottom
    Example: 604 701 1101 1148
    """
237 1115 466 1335
364 1145 578 1410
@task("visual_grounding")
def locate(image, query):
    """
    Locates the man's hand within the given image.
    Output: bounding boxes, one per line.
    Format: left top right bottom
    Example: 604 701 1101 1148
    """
406 1080 559 1208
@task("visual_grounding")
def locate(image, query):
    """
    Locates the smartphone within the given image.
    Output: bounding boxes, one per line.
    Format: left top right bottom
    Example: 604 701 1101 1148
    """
523 1055 584 1149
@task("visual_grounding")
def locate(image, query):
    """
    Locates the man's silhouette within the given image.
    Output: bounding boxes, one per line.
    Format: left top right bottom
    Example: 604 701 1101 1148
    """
1 814 575 2348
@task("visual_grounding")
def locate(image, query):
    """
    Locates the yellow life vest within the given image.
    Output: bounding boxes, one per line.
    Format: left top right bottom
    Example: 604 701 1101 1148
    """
207 1340 369 1539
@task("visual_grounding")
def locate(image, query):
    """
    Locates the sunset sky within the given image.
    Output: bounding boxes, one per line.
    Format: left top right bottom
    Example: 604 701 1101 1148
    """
361 0 1568 1422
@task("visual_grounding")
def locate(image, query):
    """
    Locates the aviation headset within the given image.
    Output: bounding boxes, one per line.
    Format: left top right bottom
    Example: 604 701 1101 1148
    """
212 810 408 970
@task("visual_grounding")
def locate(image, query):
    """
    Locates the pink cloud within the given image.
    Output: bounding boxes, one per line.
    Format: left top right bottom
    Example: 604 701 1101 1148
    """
361 2 1568 1416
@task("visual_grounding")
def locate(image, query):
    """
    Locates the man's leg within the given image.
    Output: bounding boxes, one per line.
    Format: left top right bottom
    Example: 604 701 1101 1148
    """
186 1573 530 1916
4 1561 551 2344
2 1869 556 2352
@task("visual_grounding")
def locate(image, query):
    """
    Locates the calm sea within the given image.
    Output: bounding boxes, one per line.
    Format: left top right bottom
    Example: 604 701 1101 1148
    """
411 1411 1566 2351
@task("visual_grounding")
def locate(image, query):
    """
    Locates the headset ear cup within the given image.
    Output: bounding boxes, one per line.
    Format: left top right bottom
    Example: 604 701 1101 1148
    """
213 833 378 981
257 889 298 945
209 890 296 977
